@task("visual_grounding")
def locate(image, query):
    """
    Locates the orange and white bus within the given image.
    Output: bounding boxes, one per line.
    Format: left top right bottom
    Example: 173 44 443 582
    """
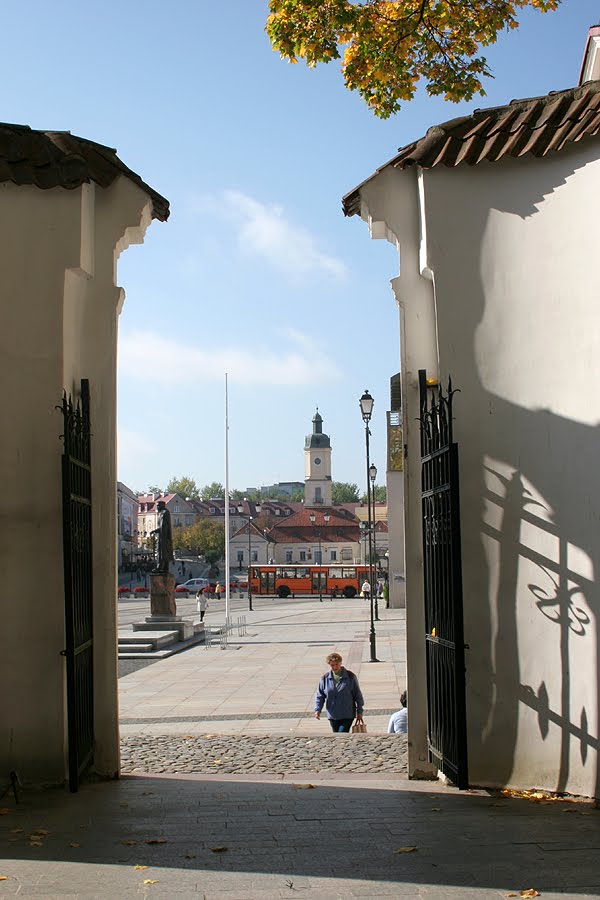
249 564 371 599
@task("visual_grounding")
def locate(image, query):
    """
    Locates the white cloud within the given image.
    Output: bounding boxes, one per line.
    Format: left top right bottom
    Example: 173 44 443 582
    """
194 190 347 281
118 329 342 387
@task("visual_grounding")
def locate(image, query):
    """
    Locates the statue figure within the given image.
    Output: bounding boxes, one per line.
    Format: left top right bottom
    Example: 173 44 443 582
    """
150 500 174 573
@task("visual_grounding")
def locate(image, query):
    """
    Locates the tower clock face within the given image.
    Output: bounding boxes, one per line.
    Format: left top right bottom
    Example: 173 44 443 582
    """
314 457 321 465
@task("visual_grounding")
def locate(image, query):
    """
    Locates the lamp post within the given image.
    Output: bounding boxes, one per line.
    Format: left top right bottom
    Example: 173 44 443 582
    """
369 462 379 621
309 511 330 602
238 499 260 612
359 389 378 662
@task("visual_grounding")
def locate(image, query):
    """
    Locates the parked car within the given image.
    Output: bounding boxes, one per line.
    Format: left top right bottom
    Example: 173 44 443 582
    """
175 578 210 594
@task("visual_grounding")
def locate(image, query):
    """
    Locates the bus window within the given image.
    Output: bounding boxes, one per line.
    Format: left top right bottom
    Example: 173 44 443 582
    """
328 567 342 578
342 567 356 578
281 568 297 578
297 567 310 577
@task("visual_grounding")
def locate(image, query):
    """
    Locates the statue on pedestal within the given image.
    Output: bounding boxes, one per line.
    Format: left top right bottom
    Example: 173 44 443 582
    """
150 500 174 574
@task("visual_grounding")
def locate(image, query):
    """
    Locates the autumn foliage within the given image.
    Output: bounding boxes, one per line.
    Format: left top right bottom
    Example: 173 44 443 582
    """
266 0 560 118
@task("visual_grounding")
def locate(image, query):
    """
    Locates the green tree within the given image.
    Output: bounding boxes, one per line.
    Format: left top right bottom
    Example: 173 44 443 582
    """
166 475 200 500
200 482 224 500
289 489 304 502
332 481 360 503
266 0 559 119
179 519 225 564
361 484 387 503
147 484 162 495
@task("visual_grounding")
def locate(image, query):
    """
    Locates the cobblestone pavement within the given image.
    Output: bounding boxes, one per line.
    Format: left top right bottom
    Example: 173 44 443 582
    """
121 733 408 775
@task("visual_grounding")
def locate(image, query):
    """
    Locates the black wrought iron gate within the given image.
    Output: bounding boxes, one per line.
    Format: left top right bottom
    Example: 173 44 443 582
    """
60 379 94 792
419 369 468 789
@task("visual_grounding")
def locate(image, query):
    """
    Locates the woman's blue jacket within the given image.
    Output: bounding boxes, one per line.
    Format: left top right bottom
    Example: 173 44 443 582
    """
314 667 364 720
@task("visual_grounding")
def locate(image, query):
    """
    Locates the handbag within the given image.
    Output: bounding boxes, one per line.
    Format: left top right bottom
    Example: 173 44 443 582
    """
351 719 367 734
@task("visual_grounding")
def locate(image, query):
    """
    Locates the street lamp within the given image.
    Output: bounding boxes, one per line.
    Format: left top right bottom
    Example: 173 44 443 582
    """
238 499 260 612
309 511 330 602
359 389 378 662
370 462 379 621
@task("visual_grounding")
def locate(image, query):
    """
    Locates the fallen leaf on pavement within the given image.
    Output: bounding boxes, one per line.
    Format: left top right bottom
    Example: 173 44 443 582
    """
212 759 222 765
28 841 43 847
9 827 23 834
143 879 160 884
0 809 11 816
210 846 228 853
145 838 167 844
122 839 138 845
292 784 315 790
394 846 417 853
431 807 441 812
34 829 49 835
0 876 8 881
373 756 383 761
184 853 196 859
506 891 541 899
69 842 80 848
133 865 148 870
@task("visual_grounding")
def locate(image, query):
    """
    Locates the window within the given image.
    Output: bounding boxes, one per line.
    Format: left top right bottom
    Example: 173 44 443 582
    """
315 487 322 501
328 567 342 578
285 550 293 563
281 567 296 577
174 503 179 512
341 548 353 561
342 567 356 578
330 550 337 561
251 550 258 562
299 550 306 561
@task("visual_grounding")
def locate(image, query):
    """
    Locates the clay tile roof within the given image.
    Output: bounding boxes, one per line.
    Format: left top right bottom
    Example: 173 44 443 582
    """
0 123 169 221
343 80 600 217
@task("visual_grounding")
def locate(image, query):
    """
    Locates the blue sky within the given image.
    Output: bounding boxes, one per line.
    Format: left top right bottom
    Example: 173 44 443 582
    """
4 1 597 494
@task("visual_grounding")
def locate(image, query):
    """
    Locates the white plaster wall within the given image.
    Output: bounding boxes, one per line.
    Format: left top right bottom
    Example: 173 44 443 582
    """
359 166 438 779
420 146 600 797
0 176 156 785
386 470 405 607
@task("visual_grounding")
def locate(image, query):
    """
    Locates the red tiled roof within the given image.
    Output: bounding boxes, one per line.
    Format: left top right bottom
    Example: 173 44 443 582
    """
0 123 169 221
267 508 361 544
343 80 600 217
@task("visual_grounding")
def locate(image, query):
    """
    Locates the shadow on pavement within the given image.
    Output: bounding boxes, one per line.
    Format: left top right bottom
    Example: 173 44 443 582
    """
1 774 599 895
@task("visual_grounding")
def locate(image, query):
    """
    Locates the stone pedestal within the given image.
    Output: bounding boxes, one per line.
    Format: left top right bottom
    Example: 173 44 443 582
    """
149 572 176 617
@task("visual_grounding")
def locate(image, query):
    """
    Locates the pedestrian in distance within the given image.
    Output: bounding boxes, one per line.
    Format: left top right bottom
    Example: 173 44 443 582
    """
387 690 408 734
361 579 371 601
196 591 208 622
314 652 365 733
215 582 222 601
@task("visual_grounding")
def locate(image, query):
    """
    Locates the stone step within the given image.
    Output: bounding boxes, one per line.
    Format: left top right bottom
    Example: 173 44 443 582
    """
118 631 206 660
118 643 154 653
118 630 179 650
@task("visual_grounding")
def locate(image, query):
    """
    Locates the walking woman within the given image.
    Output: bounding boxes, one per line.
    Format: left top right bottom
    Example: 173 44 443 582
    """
313 652 365 733
196 590 208 622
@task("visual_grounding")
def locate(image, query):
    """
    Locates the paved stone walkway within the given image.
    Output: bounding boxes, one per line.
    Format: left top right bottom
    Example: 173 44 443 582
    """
121 733 408 775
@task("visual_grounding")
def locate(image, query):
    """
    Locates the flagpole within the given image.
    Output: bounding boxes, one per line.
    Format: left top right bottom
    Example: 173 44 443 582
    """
224 373 231 629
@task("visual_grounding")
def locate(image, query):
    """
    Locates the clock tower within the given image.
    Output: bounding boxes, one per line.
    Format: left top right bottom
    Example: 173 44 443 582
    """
304 409 332 507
